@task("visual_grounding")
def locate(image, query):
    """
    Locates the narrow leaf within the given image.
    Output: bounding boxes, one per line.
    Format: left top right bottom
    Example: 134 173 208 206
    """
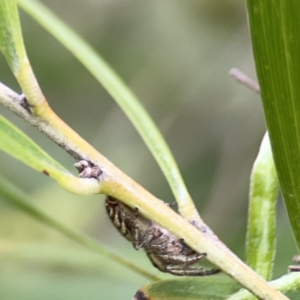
135 277 240 300
247 0 300 249
0 115 99 194
246 133 278 280
0 0 45 109
0 0 25 72
0 114 67 176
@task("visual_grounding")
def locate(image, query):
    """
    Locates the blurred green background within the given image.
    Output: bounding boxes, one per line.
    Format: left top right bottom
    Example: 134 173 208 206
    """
0 1 296 299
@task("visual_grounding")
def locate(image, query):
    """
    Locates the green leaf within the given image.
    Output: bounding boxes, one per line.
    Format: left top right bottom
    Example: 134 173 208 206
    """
0 115 99 194
17 0 197 219
0 175 158 281
246 133 278 280
0 114 68 177
0 0 46 112
135 277 240 300
0 0 26 72
246 0 300 249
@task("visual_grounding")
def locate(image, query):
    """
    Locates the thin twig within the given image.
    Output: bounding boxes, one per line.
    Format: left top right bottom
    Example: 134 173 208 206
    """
229 68 260 94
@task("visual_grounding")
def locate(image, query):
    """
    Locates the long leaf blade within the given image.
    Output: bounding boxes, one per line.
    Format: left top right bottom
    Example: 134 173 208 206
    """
0 0 25 72
0 114 67 176
0 114 99 194
247 0 300 249
135 278 240 300
0 0 43 104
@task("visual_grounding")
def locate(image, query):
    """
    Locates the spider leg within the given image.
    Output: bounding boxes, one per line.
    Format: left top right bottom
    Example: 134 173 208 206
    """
134 226 159 249
132 225 145 250
131 208 142 249
165 265 220 276
159 250 217 276
143 237 169 253
132 208 162 250
115 206 130 237
154 252 206 265
146 237 202 257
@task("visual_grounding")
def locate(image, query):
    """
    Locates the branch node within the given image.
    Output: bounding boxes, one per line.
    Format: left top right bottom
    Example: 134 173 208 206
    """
74 160 102 179
17 94 33 114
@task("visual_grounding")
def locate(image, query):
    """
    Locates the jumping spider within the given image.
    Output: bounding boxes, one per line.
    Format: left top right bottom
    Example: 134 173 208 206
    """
105 196 219 276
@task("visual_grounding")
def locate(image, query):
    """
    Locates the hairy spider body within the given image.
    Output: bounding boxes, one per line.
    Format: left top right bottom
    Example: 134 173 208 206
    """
105 196 219 276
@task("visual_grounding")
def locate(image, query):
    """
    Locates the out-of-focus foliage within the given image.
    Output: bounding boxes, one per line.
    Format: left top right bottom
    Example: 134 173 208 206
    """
0 1 296 299
135 277 240 300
